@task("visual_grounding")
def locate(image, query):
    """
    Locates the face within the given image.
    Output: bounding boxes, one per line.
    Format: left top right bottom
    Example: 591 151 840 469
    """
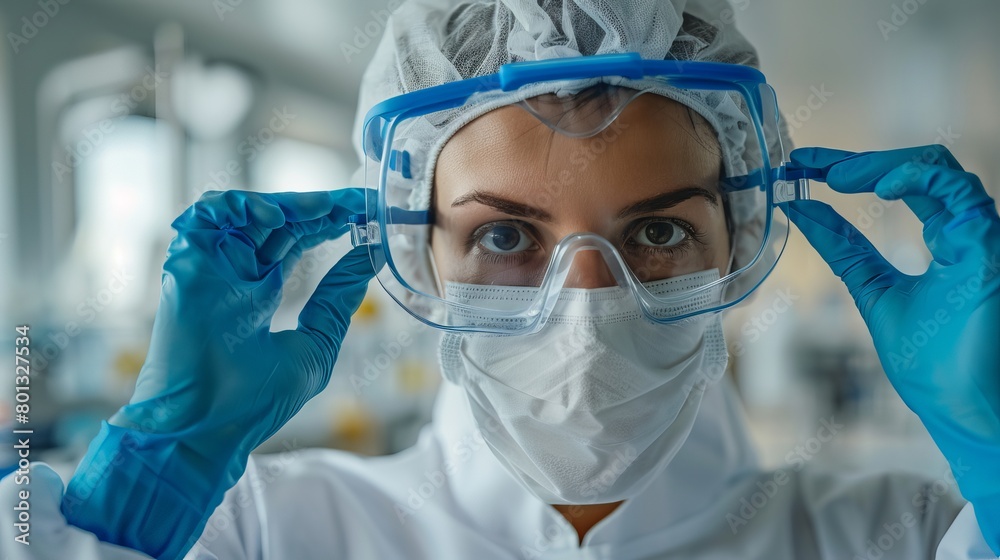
431 93 731 289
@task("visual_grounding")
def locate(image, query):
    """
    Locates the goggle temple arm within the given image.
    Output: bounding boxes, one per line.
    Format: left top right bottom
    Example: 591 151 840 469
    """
719 164 820 206
348 207 433 247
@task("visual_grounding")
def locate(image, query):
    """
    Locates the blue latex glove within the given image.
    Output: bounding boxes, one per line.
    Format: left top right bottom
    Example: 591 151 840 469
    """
61 189 376 559
782 146 1000 554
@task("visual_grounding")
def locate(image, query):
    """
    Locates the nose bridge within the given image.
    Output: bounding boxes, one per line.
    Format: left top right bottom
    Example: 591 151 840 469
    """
563 246 618 289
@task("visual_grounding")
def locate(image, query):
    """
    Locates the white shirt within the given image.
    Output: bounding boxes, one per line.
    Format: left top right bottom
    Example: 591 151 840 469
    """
2 380 997 559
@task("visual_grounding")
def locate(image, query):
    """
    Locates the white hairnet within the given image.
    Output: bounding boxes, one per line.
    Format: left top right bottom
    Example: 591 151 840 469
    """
350 0 792 300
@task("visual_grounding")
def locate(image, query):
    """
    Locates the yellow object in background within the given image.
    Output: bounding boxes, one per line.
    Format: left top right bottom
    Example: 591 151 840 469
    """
328 399 382 456
353 295 380 323
396 359 437 395
113 347 147 381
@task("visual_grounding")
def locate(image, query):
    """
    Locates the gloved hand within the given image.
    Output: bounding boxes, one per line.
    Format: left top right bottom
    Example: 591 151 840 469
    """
61 189 376 560
782 145 1000 554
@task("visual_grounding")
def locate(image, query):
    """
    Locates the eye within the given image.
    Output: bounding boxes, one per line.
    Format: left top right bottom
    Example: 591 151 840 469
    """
479 224 534 253
631 220 688 248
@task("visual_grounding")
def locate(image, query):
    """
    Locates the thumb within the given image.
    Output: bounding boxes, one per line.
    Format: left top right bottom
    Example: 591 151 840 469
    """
789 146 859 179
297 245 376 350
782 200 899 321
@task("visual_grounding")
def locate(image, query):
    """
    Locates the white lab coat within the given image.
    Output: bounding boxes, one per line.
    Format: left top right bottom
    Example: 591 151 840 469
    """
2 379 997 559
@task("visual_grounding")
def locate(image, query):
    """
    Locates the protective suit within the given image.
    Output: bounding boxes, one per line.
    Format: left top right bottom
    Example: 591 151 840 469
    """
2 380 995 559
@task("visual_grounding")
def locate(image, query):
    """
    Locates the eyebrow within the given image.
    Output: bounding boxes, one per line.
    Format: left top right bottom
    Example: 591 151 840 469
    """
451 191 554 221
450 186 718 222
616 187 719 219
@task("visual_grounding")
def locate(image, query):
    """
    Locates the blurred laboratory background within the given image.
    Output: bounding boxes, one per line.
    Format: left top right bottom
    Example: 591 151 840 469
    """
1 0 998 484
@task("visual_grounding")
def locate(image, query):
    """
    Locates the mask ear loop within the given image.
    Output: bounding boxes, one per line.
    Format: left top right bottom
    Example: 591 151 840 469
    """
425 185 447 300
718 192 738 307
722 180 738 278
421 199 446 300
428 247 445 300
724 242 737 278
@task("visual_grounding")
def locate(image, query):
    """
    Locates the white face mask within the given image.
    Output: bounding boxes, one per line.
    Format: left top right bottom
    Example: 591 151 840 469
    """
439 268 729 505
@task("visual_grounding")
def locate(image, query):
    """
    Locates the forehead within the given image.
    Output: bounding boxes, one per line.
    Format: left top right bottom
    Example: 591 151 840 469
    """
434 93 723 199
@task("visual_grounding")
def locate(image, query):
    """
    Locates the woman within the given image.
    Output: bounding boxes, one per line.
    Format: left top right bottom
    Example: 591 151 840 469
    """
5 0 999 558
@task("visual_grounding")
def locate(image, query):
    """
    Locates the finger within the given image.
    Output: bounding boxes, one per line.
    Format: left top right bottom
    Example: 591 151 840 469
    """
789 146 859 178
258 217 346 267
297 246 376 353
275 229 348 282
196 190 285 232
783 200 899 321
169 191 286 262
876 163 998 220
875 163 1000 263
176 189 366 249
170 189 368 282
252 190 365 259
269 189 367 222
879 189 949 226
813 145 964 195
871 161 952 240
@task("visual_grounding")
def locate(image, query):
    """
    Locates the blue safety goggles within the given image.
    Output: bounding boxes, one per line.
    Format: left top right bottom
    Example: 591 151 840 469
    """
349 52 814 334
